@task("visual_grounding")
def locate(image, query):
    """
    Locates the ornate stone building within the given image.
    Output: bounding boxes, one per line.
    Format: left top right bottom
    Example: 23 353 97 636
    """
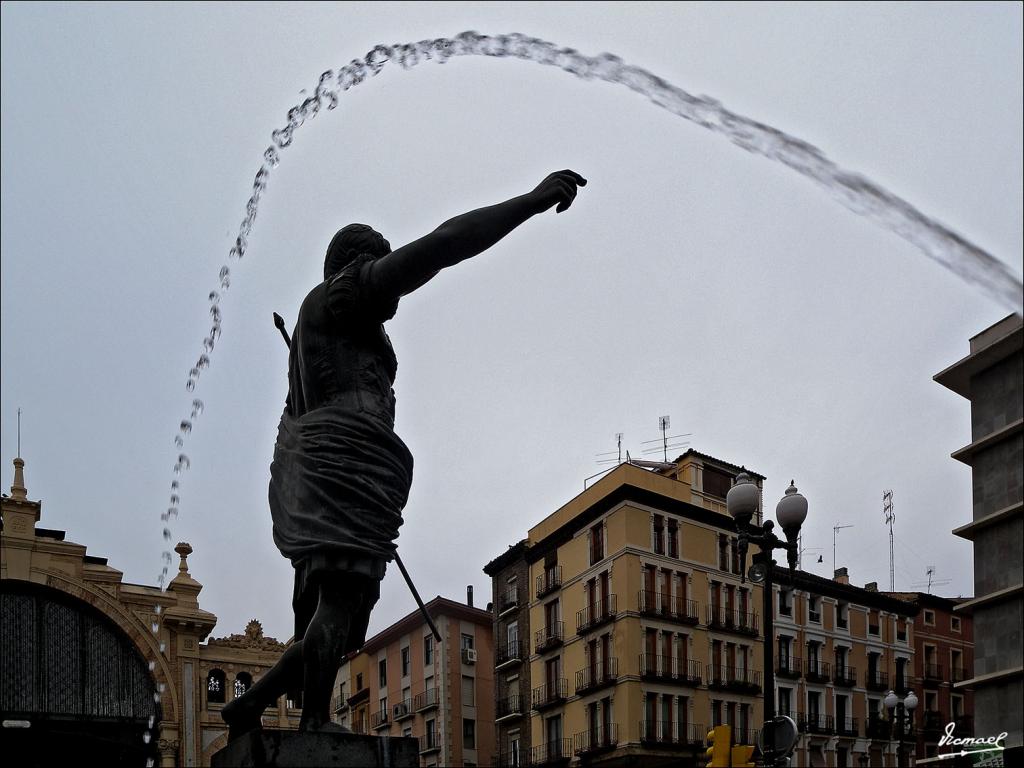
0 456 299 766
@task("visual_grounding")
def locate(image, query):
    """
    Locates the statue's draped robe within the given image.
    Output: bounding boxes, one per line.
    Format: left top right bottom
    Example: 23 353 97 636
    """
269 254 413 637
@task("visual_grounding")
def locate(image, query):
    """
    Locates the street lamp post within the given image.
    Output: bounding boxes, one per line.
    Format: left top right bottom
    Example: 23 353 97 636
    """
885 689 918 768
726 473 808 768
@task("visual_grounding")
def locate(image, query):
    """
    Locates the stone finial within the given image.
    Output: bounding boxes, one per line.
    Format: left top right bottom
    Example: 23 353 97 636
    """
175 542 193 573
11 457 27 500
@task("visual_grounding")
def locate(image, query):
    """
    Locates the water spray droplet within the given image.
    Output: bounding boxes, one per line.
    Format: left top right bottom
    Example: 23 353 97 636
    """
151 621 159 633
210 304 222 323
219 266 231 289
170 494 179 505
264 146 280 168
163 528 172 541
148 716 156 729
196 355 210 371
154 604 163 615
160 642 166 654
192 399 205 416
154 692 161 704
203 336 215 352
174 435 184 448
209 290 220 304
185 378 196 392
171 480 179 490
148 661 156 672
143 732 152 744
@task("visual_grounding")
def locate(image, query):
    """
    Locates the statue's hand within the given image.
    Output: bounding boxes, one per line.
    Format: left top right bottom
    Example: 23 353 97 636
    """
530 170 587 214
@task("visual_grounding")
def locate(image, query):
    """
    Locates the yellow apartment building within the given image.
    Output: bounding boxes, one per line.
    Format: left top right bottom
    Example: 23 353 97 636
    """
486 450 768 768
333 593 495 768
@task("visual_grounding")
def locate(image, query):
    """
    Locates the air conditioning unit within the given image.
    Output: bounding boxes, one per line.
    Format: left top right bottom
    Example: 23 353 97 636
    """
393 703 409 719
462 648 477 664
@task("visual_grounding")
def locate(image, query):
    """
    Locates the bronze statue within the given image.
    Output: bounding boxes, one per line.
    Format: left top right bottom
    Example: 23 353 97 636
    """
222 170 586 736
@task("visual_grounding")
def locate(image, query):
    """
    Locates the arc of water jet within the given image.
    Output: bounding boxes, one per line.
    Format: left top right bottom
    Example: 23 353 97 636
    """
149 30 1023 751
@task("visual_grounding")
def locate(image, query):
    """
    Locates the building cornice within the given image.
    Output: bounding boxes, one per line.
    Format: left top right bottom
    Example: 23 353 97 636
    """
526 481 735 564
773 566 919 616
953 501 1023 541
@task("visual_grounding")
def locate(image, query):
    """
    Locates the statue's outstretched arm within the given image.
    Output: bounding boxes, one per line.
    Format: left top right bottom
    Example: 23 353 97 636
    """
367 170 586 297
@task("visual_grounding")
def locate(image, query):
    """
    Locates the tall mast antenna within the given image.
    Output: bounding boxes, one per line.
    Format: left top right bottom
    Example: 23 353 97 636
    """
17 407 22 457
833 523 854 574
883 490 895 591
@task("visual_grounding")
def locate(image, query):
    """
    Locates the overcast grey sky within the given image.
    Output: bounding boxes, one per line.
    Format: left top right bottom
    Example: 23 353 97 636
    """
2 2 1021 642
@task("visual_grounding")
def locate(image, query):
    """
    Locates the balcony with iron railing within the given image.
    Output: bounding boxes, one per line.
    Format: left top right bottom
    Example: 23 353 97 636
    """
923 710 945 737
805 659 832 684
639 654 702 686
732 728 758 747
495 639 525 670
866 715 890 740
393 698 414 722
835 716 859 737
494 752 522 768
575 658 619 695
576 594 617 634
536 567 562 598
954 715 974 736
531 679 568 712
496 694 524 723
706 665 762 695
833 664 857 687
535 622 564 654
638 591 700 625
865 669 889 692
370 709 390 730
706 606 759 637
573 724 618 756
776 655 802 679
419 732 441 754
498 586 520 617
798 712 834 735
529 738 572 767
413 687 439 712
639 721 705 749
921 662 944 686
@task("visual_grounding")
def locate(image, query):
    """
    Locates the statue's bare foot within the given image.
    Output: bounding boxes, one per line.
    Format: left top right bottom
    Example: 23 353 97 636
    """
222 696 264 741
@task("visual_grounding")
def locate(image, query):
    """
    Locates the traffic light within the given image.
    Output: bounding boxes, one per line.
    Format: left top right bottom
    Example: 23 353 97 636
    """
731 744 756 767
704 725 731 767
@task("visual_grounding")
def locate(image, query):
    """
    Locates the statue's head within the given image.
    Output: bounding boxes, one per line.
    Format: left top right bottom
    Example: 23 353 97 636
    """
324 223 391 280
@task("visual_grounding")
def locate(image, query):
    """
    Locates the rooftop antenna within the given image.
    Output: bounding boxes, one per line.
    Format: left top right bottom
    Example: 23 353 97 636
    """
912 566 951 594
883 490 895 591
833 523 854 574
595 433 625 466
640 415 691 462
797 534 823 570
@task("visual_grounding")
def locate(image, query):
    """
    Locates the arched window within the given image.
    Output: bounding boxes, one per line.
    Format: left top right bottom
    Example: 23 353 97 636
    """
207 669 226 704
234 671 253 699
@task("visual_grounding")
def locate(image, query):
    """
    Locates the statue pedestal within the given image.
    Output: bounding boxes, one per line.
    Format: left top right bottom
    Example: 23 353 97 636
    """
211 730 419 768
